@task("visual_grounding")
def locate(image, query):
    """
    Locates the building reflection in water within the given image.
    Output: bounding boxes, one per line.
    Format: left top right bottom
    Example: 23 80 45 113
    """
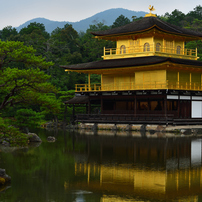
68 131 202 202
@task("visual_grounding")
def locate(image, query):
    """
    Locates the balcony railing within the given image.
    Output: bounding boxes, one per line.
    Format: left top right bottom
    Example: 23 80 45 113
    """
75 81 202 92
103 44 197 60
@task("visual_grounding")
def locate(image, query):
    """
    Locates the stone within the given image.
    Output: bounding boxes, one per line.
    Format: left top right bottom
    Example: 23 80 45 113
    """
27 133 42 142
180 129 191 135
156 125 165 132
47 136 56 142
0 169 11 184
2 141 9 146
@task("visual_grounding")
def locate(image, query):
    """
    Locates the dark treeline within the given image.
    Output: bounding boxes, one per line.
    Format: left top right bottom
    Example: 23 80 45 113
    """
0 6 202 139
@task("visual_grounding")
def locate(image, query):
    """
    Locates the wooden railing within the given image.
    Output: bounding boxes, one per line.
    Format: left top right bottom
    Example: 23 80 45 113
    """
75 81 202 92
103 44 197 59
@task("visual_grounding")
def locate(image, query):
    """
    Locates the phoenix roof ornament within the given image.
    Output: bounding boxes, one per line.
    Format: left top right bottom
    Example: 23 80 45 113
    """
144 5 157 17
149 5 155 13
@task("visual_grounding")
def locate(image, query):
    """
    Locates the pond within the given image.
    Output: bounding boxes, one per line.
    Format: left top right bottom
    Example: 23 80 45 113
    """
1 129 202 202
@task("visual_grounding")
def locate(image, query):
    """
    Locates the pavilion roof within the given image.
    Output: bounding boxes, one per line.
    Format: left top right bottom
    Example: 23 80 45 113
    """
61 56 202 71
91 17 202 38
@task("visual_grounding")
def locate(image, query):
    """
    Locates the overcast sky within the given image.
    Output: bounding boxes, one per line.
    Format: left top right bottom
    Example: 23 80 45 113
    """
0 0 201 30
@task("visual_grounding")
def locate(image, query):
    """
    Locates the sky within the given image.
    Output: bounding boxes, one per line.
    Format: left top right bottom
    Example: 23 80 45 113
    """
0 0 201 30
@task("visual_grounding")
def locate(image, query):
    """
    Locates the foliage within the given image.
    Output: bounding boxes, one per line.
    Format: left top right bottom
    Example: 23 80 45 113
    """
14 109 44 132
19 22 50 39
0 40 60 144
0 26 18 41
111 14 131 28
0 117 28 146
79 22 115 63
0 67 58 110
0 40 53 70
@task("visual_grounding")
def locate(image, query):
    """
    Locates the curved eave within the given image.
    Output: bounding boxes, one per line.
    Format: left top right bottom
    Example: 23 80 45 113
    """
93 25 202 41
60 56 202 74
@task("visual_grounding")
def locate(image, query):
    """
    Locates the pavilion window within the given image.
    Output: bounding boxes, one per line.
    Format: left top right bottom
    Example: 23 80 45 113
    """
120 45 126 54
144 43 150 52
177 46 181 54
156 43 161 52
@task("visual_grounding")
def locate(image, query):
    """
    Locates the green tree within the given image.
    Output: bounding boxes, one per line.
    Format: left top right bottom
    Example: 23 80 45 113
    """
79 22 115 63
186 40 202 61
14 108 44 133
0 40 52 70
164 9 185 27
0 26 18 41
11 23 50 58
19 22 49 39
0 67 58 110
0 117 28 146
111 15 131 28
0 40 61 142
46 24 84 90
187 5 202 19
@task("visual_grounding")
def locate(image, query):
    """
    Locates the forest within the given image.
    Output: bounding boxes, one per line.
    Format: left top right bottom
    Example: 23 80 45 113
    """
0 5 202 144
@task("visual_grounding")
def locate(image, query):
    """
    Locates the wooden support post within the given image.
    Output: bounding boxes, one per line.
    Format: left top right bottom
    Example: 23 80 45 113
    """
88 73 91 91
164 95 168 125
86 103 88 114
88 99 91 115
178 95 180 118
72 104 75 125
190 73 192 90
101 95 103 114
134 95 137 117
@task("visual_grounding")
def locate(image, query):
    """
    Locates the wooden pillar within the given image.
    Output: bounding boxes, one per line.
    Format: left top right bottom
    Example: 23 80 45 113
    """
88 99 91 114
86 103 88 114
163 38 165 52
134 95 137 117
190 73 192 90
63 104 67 123
73 104 75 117
101 95 103 114
72 104 75 125
88 73 91 91
101 74 103 91
178 95 180 118
164 95 167 125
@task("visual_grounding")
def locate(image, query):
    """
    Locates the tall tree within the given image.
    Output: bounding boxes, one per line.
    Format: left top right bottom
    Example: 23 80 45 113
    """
0 40 59 112
46 24 84 90
0 26 18 41
111 15 131 28
19 22 50 39
163 9 185 27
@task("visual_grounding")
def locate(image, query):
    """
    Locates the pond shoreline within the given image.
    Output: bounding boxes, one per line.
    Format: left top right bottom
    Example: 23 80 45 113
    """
76 123 202 135
42 122 202 135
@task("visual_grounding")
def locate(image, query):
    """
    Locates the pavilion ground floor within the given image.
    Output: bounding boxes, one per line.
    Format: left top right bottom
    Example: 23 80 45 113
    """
67 90 202 125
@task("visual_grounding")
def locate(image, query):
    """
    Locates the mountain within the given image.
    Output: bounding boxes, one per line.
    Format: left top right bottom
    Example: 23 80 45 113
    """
16 8 147 33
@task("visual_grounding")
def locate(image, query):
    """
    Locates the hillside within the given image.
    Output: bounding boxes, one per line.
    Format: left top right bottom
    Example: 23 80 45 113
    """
16 8 147 33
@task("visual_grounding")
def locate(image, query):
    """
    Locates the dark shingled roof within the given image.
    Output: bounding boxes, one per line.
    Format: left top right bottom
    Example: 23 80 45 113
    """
64 96 89 104
61 56 202 71
91 17 202 37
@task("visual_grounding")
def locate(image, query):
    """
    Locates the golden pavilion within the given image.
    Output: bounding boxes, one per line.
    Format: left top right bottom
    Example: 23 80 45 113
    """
61 8 202 125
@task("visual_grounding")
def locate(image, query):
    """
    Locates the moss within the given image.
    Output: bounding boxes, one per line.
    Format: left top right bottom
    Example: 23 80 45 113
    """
0 177 5 185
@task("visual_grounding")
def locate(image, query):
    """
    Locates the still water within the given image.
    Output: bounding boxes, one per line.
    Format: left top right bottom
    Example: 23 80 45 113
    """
1 129 202 202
